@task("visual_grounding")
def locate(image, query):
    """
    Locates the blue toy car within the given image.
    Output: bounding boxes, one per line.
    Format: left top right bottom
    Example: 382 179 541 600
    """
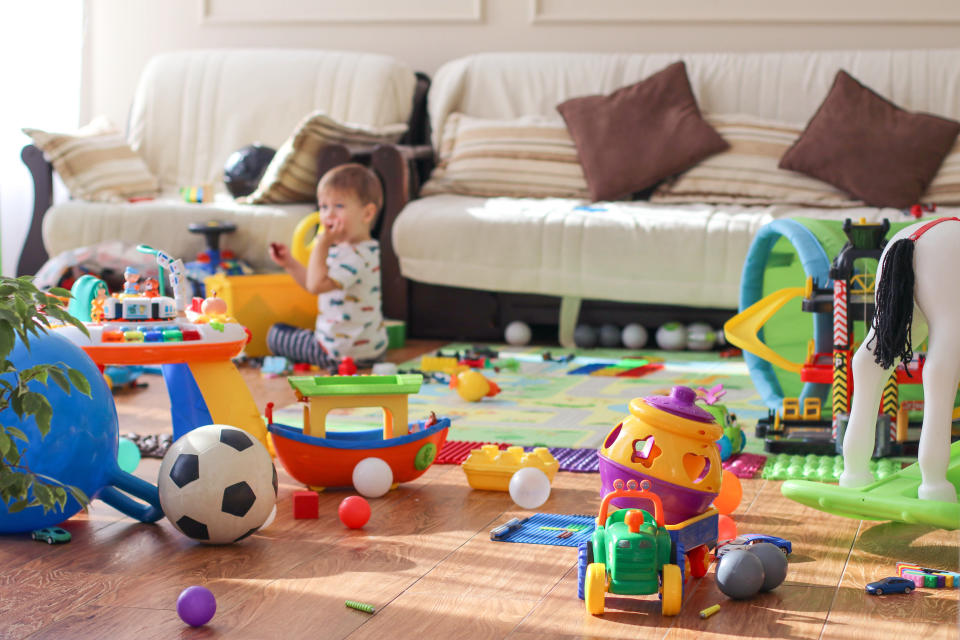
716 534 792 563
866 576 915 595
31 526 71 544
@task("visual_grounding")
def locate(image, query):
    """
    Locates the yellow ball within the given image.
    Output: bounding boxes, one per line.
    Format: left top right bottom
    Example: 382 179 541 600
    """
455 370 490 402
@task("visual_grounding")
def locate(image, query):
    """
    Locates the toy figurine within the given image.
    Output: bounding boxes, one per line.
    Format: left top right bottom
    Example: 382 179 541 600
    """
839 216 960 503
142 278 160 298
122 266 141 295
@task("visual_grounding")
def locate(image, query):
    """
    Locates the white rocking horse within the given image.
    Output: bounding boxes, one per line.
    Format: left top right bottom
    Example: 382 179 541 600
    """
839 216 960 503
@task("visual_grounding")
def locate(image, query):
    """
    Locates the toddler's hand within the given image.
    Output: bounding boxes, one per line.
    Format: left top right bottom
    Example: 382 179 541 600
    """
321 218 348 246
269 242 292 267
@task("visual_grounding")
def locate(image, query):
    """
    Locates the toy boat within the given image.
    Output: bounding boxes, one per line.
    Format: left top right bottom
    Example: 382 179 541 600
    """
268 373 449 490
268 416 450 489
782 439 960 530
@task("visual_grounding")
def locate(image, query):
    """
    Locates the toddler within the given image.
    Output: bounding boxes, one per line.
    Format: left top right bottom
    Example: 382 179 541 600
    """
267 163 388 368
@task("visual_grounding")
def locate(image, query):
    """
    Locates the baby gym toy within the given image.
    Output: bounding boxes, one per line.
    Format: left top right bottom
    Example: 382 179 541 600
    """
58 245 267 448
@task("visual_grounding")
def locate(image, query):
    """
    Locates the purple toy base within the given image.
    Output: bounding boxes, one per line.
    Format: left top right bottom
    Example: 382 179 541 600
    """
599 454 718 525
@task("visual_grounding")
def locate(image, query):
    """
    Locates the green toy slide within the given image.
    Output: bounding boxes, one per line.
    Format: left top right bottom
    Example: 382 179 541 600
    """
781 440 960 530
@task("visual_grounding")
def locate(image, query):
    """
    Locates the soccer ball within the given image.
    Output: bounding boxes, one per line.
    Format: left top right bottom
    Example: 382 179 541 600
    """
158 425 277 544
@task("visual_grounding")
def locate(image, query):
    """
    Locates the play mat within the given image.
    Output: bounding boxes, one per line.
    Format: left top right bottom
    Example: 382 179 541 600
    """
270 344 772 450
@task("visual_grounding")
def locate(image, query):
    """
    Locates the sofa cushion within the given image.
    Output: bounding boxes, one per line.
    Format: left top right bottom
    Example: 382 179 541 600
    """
421 114 590 199
557 61 728 201
243 112 407 204
779 70 960 209
42 191 315 272
127 49 416 188
652 114 860 207
393 195 929 310
23 116 159 202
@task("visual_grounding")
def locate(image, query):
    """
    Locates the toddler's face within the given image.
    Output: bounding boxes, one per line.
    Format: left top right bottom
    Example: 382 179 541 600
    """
317 187 373 243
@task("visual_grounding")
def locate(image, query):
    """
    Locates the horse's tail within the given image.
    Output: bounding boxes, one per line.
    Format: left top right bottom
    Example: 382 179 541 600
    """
871 238 915 370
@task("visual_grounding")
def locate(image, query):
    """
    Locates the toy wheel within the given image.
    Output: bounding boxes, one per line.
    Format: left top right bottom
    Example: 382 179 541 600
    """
46 537 54 545
687 545 710 579
875 588 883 595
414 442 437 471
576 541 594 600
661 564 682 616
585 563 606 615
904 587 912 594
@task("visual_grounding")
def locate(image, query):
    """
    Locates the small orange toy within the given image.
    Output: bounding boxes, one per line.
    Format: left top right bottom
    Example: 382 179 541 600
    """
450 370 501 402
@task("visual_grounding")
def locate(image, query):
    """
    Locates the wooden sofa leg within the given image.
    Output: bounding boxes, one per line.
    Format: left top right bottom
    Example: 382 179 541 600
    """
559 296 582 348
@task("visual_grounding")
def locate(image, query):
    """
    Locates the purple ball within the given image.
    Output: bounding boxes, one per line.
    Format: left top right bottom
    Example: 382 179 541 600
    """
177 586 216 627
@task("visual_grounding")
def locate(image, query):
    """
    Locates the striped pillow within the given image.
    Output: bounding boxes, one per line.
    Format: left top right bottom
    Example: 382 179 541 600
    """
651 114 861 207
923 140 960 204
244 112 407 204
22 116 159 202
421 114 590 199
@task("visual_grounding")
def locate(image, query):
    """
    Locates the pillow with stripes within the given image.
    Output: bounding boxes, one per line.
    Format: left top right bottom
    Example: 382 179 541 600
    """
23 116 159 203
651 114 861 208
421 113 591 200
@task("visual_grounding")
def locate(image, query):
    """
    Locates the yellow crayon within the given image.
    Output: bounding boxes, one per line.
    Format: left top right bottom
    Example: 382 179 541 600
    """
700 604 721 619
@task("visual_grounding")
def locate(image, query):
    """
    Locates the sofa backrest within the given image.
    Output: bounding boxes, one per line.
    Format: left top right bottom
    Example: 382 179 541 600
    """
128 49 417 188
428 50 960 150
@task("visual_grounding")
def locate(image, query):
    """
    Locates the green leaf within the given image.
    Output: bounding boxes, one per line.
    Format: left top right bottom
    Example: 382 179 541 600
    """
5 446 20 467
0 321 13 363
33 483 52 509
0 430 10 457
67 485 89 507
7 499 27 513
6 426 28 442
67 368 91 396
49 368 71 394
32 400 53 438
14 297 27 323
48 287 71 298
53 486 67 510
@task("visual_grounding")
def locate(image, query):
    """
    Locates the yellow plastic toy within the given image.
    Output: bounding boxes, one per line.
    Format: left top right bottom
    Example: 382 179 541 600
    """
462 445 559 491
599 386 724 524
450 370 501 402
291 212 324 266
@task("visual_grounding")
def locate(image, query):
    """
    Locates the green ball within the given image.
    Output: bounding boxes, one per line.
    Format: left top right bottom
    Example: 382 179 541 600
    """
117 437 141 473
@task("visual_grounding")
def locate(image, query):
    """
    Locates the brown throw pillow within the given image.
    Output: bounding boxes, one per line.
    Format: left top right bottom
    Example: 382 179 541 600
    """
779 70 960 209
557 61 728 202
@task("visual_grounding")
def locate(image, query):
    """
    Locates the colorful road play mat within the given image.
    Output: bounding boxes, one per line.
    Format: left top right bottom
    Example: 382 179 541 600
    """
269 344 771 450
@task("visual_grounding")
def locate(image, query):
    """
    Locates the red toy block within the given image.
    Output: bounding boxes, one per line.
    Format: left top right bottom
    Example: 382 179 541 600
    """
293 490 319 519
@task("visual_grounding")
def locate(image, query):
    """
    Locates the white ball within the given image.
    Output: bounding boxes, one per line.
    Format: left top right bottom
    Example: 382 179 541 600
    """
621 323 648 349
686 322 717 351
158 425 277 544
508 467 552 509
372 362 399 375
505 321 532 346
655 322 688 350
352 457 394 498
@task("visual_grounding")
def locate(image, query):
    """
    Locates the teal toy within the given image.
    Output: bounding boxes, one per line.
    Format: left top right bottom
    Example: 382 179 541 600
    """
67 274 108 322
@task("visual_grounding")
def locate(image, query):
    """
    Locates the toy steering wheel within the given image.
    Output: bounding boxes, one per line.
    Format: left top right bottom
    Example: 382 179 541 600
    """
291 212 324 266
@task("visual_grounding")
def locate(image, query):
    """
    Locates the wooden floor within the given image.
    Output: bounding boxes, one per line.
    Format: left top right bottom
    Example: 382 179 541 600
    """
1 340 957 639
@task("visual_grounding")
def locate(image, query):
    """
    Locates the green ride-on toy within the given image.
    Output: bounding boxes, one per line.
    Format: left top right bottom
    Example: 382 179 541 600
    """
578 479 686 616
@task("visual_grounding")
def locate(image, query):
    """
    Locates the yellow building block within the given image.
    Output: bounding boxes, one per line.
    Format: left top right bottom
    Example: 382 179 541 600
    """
206 273 317 357
462 445 559 491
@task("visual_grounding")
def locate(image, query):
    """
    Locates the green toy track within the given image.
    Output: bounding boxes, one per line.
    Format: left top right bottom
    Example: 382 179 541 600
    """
781 441 960 530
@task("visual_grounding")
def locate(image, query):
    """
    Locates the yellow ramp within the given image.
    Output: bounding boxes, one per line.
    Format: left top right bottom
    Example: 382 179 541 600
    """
724 287 806 374
188 360 267 448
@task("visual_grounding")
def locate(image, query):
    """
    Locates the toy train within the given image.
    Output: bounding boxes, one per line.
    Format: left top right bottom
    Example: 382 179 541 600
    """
103 295 178 322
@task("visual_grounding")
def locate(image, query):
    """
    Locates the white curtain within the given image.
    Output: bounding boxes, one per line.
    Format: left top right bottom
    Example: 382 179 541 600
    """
0 1 83 276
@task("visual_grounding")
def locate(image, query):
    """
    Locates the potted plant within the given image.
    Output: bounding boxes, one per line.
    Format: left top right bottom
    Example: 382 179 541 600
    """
0 276 91 515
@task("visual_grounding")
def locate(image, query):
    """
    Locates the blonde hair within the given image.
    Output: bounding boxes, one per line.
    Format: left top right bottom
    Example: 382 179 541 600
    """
317 163 383 212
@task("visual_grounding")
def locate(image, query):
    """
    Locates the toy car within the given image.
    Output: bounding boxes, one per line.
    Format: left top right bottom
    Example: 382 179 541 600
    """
31 526 71 544
718 533 792 557
866 576 915 595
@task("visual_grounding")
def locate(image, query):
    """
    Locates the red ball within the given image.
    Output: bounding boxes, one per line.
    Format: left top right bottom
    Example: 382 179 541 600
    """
338 496 371 529
718 514 738 542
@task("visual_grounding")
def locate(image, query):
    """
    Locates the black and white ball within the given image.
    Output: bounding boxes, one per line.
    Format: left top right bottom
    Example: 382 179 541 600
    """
158 425 277 544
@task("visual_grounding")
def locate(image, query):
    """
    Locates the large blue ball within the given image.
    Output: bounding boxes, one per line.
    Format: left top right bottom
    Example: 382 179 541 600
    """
0 330 117 533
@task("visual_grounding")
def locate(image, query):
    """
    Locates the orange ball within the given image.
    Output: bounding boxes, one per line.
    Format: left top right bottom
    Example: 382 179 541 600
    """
717 514 737 542
713 469 743 515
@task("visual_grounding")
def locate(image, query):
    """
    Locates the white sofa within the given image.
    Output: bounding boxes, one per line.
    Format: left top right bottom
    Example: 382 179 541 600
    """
391 49 960 344
22 49 418 275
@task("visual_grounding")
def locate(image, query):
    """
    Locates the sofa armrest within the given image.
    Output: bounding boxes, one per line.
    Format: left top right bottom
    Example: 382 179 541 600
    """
19 144 54 276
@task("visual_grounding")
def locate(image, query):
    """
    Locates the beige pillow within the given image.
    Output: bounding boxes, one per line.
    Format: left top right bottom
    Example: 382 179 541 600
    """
22 116 159 202
651 114 861 208
244 112 407 204
923 140 960 205
421 113 590 199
